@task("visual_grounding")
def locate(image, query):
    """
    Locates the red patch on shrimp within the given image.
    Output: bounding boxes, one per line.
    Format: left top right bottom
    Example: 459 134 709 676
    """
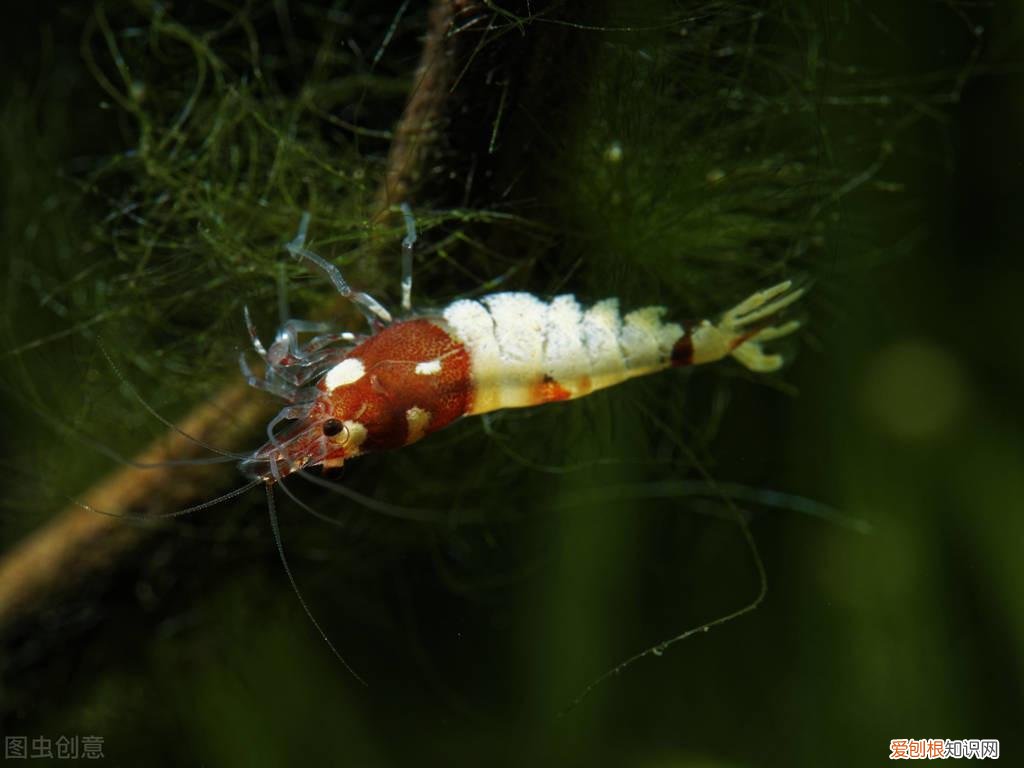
671 335 694 366
322 318 472 452
533 374 572 403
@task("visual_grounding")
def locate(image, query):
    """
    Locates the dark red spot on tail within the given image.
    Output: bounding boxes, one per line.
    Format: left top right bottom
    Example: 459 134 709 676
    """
671 335 694 366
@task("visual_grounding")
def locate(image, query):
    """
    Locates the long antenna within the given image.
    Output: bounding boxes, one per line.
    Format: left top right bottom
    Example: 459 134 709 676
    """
98 339 251 460
265 481 367 686
559 403 770 716
69 478 262 520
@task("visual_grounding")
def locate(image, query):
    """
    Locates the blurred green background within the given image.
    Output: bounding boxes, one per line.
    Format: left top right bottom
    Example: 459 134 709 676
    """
1 1 1021 766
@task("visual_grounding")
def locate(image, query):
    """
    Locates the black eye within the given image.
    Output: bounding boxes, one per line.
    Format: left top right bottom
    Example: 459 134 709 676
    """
322 419 344 437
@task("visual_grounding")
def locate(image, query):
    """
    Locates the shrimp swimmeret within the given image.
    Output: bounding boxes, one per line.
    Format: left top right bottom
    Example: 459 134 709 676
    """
239 208 805 484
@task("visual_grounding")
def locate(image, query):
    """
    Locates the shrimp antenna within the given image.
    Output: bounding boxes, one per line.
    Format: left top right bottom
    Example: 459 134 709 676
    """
98 339 251 461
276 476 352 530
296 467 449 523
558 404 769 716
8 388 240 471
265 480 367 686
68 478 262 520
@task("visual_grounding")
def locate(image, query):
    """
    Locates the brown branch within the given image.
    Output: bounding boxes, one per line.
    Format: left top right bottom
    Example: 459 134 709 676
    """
0 1 468 636
377 0 461 211
0 383 265 630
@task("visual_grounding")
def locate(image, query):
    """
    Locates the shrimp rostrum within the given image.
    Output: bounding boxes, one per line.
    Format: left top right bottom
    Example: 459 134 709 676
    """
240 209 805 484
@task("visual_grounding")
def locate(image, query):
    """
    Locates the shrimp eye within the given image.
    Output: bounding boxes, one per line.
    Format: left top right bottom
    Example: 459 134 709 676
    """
322 418 344 437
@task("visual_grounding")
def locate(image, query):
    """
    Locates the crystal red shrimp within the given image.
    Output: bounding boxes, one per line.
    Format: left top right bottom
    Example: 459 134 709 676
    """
240 208 804 482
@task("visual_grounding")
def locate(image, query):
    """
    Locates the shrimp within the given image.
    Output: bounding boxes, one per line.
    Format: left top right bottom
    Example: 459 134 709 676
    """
33 208 805 690
239 208 804 484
